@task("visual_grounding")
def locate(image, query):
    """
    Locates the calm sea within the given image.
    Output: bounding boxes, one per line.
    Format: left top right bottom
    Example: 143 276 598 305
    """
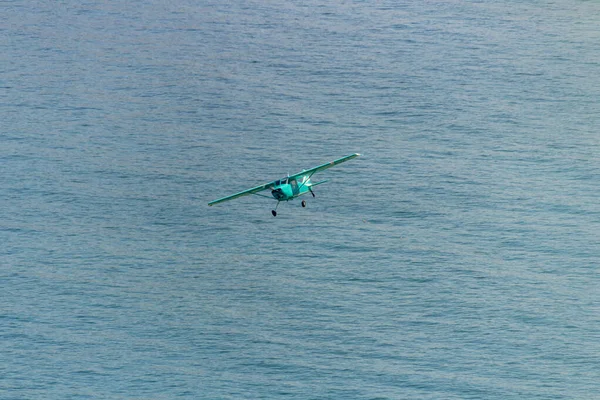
3 0 600 398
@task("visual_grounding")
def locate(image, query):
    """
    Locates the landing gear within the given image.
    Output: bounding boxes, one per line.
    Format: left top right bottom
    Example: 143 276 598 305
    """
272 201 280 217
301 200 306 208
310 188 315 198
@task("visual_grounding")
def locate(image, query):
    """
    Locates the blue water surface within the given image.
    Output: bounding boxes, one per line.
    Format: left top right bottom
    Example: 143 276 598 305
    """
2 0 600 398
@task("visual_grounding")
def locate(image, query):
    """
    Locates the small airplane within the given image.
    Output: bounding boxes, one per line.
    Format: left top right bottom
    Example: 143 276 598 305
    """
208 153 360 216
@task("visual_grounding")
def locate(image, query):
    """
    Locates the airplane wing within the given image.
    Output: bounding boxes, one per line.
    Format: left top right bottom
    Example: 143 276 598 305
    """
289 153 360 181
208 153 360 206
208 181 276 206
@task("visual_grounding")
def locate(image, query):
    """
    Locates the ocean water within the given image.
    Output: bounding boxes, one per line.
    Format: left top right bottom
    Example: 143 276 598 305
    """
2 0 600 398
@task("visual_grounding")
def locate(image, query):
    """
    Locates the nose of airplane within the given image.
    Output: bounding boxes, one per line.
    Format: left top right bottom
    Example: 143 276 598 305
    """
271 188 284 200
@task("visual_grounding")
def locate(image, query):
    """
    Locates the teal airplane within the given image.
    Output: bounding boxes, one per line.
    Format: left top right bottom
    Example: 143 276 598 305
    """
208 153 360 216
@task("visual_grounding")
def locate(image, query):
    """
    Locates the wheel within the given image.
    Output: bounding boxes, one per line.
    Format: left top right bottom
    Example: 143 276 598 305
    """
301 200 306 208
271 210 277 217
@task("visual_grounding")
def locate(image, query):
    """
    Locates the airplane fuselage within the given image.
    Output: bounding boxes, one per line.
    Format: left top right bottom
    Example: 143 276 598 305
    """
271 176 311 201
